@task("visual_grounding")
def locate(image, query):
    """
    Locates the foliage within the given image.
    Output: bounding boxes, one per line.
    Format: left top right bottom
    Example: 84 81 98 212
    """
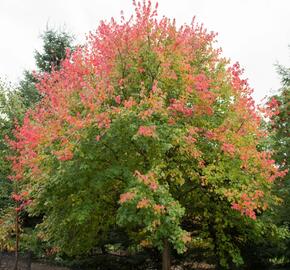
0 207 15 251
0 81 26 249
35 29 74 73
18 29 74 108
8 1 287 268
268 64 289 173
0 29 74 254
271 63 290 225
259 61 290 266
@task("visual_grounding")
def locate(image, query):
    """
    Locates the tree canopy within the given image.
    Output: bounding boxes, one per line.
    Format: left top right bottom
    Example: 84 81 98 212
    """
6 1 288 269
0 29 74 254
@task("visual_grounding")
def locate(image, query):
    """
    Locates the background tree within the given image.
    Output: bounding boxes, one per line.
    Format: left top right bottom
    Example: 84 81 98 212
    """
270 63 289 175
18 29 74 108
0 29 74 258
236 57 290 270
0 81 26 252
264 61 290 266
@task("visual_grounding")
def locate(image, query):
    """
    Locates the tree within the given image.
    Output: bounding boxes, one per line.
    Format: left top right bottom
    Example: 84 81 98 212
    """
0 29 74 269
0 81 27 270
265 63 289 216
18 29 74 108
236 56 290 270
269 63 289 175
263 61 290 266
9 1 286 269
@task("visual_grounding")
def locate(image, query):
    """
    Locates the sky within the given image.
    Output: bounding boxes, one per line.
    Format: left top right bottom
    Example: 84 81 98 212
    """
0 0 289 102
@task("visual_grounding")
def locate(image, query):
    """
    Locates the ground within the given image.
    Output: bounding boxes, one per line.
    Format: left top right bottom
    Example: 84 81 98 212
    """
0 253 69 270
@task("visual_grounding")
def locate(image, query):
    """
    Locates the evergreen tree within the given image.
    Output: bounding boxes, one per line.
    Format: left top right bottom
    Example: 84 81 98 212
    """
18 29 74 108
268 62 290 264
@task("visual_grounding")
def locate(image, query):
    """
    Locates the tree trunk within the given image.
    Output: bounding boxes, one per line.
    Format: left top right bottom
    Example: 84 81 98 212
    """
162 239 171 270
13 209 19 270
209 221 222 270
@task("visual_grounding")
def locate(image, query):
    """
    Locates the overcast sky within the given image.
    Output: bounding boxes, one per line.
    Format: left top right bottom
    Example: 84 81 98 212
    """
0 0 289 101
